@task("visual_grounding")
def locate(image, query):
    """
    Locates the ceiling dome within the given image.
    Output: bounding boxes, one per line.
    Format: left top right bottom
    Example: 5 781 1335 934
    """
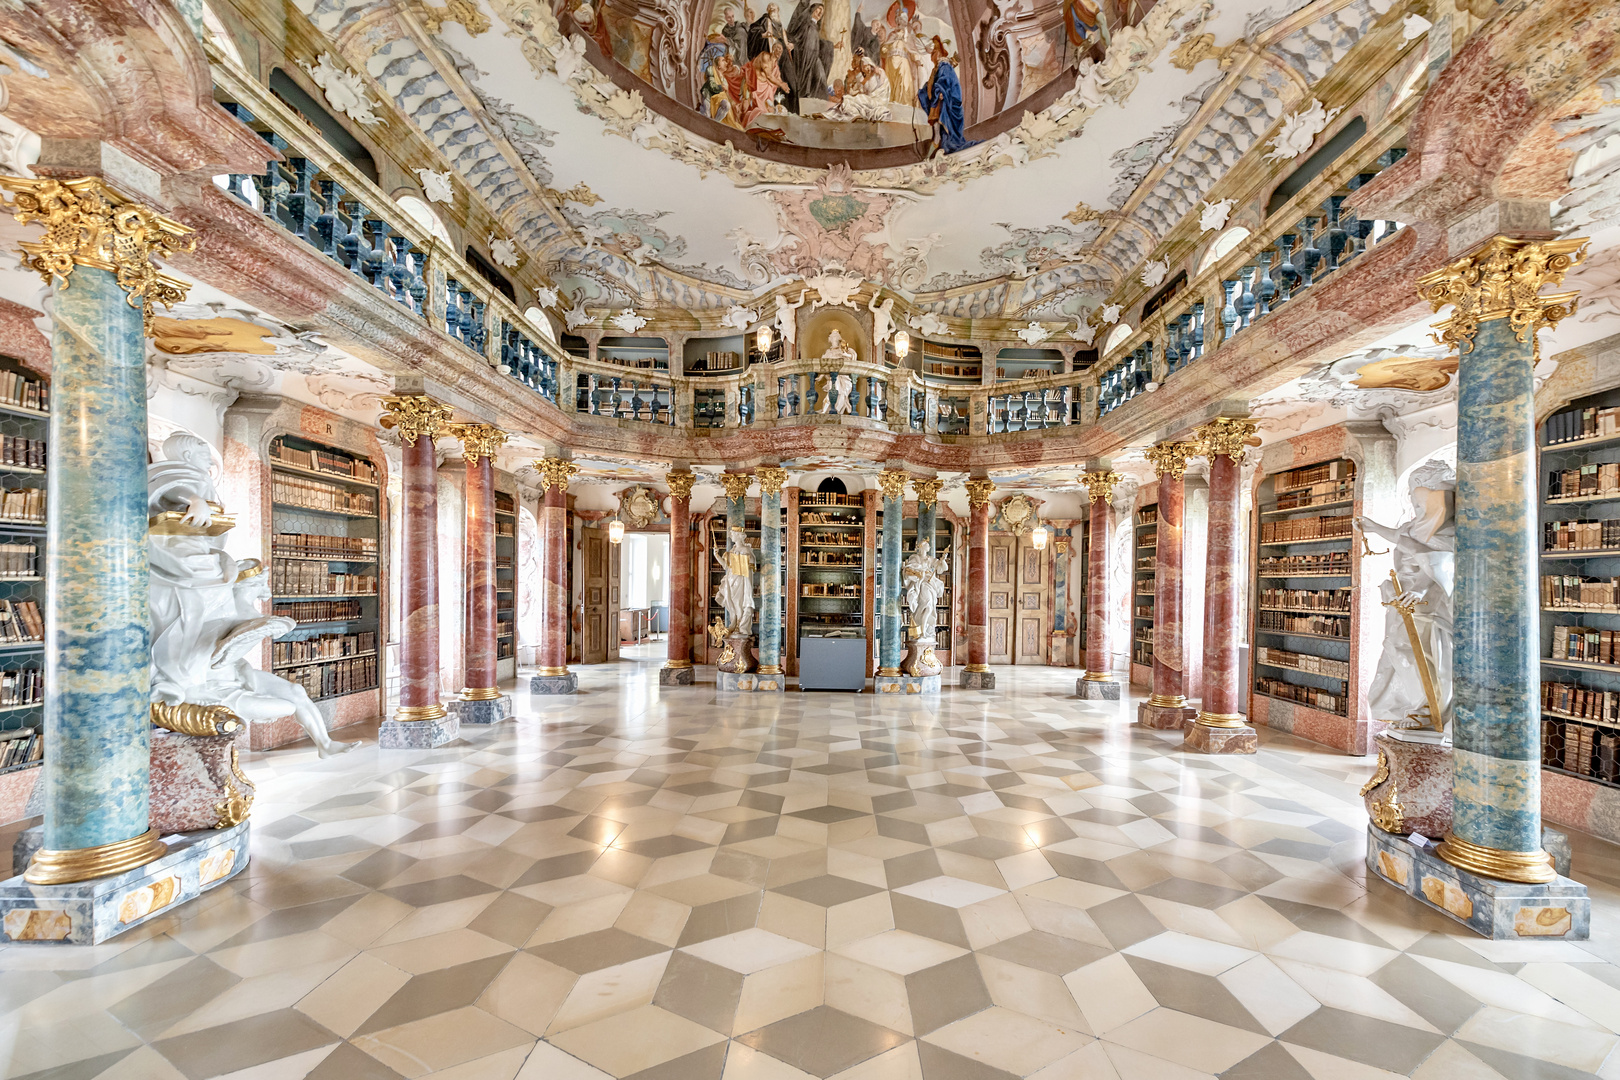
563 0 1141 167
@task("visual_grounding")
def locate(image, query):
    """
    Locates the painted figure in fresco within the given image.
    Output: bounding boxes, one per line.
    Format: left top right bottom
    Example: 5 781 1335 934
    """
919 36 977 154
713 532 757 635
827 53 892 120
747 3 787 61
721 5 749 62
784 1 834 110
745 43 792 126
700 51 745 128
1064 0 1100 46
1361 458 1456 732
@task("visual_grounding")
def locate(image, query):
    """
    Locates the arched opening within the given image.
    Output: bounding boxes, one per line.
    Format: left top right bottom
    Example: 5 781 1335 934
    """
1103 323 1134 355
396 195 452 247
817 477 848 495
1199 227 1251 274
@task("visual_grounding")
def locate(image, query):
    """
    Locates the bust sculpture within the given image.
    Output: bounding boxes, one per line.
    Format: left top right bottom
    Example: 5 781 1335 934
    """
148 432 357 757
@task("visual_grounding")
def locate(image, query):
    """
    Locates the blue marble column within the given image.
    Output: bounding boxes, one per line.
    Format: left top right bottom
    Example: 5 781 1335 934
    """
878 471 907 675
1442 313 1553 882
39 265 158 865
756 468 786 674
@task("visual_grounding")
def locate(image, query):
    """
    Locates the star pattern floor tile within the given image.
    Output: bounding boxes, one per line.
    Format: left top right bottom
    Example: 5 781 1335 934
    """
8 660 1620 1079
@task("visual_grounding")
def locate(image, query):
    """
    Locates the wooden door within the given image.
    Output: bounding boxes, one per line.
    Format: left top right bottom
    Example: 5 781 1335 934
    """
582 527 608 664
988 535 1015 665
607 533 621 661
1014 537 1049 665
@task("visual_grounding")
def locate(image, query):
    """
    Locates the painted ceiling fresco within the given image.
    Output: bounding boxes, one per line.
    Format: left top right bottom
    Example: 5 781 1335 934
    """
562 0 1158 160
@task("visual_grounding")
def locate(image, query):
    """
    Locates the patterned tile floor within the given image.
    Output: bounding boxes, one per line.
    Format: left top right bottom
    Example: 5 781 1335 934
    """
7 660 1620 1080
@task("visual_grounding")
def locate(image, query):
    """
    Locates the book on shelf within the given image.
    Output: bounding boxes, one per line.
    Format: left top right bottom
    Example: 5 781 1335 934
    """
272 475 378 514
272 631 377 666
1275 460 1353 491
273 599 364 623
0 372 47 413
1548 463 1620 501
1543 680 1620 723
1550 624 1620 665
1256 609 1348 636
0 487 44 523
271 443 378 483
0 725 42 768
1544 717 1618 781
0 541 36 578
1259 552 1352 575
0 668 41 707
1256 676 1346 715
277 654 379 699
1545 519 1620 552
272 532 378 559
1260 515 1354 543
1542 574 1620 609
1546 405 1620 445
0 600 42 643
270 560 378 596
0 436 45 469
1258 587 1352 612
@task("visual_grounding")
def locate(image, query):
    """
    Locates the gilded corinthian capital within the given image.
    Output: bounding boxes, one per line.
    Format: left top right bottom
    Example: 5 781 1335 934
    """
1079 470 1121 503
666 470 696 501
964 477 995 508
448 423 507 465
877 469 909 501
719 473 752 502
755 467 788 496
912 476 944 508
535 457 579 493
1416 235 1588 354
1195 417 1258 463
1146 441 1198 479
0 175 195 329
382 394 454 445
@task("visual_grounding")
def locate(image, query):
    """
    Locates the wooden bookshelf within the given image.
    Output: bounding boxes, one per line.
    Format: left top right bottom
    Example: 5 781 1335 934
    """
495 487 519 680
1132 504 1157 686
1540 388 1620 794
0 358 46 823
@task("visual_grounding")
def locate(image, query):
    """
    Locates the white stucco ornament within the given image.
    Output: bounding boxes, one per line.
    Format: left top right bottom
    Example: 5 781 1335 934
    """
563 290 592 330
300 53 383 127
1099 303 1122 325
534 285 560 310
553 35 591 84
807 272 864 309
1266 99 1342 162
1016 322 1052 346
1402 13 1433 40
415 168 454 204
611 308 648 333
488 234 521 269
1199 198 1235 233
720 304 755 330
1067 318 1096 345
1140 258 1169 288
907 311 952 338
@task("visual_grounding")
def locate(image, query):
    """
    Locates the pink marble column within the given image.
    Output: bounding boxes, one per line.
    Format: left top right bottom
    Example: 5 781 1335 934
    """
380 395 457 747
532 458 579 693
1140 443 1199 728
1186 419 1258 754
451 425 513 723
961 478 995 688
661 470 695 686
1077 469 1121 699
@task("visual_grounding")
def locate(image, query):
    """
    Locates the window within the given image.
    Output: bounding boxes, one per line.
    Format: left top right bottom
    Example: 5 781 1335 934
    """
396 196 452 247
1103 323 1133 355
1199 227 1250 274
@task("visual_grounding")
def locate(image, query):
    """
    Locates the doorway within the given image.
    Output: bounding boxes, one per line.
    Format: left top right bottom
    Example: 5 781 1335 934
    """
619 531 670 662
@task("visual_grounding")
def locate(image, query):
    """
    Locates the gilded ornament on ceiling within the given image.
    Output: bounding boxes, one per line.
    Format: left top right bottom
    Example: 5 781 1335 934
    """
150 317 279 356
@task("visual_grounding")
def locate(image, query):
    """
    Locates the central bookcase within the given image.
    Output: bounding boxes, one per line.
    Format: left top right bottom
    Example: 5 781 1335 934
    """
1132 505 1157 684
798 492 867 640
1252 458 1357 724
1538 388 1620 794
268 435 382 712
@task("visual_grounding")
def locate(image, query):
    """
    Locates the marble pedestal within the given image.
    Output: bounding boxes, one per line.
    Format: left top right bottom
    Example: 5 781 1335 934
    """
1184 722 1258 755
1363 731 1453 839
875 674 940 695
450 695 514 725
0 821 249 945
1138 702 1198 729
959 670 996 689
379 714 460 749
718 672 785 692
1366 825 1589 939
150 731 254 833
531 672 579 695
659 665 695 686
1076 677 1121 700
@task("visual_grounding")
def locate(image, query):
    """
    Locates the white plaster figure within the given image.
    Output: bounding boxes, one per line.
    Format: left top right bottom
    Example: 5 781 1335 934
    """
902 539 948 636
713 532 756 635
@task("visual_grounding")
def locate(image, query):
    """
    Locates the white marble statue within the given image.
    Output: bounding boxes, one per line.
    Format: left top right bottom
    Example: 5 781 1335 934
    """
1361 458 1455 733
775 290 808 349
821 328 857 364
712 532 756 635
868 294 895 347
815 370 855 414
902 539 948 637
148 432 357 757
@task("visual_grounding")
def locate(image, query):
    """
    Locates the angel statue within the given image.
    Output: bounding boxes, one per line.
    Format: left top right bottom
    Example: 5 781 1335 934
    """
1360 458 1455 734
868 293 896 347
712 532 757 637
148 431 357 757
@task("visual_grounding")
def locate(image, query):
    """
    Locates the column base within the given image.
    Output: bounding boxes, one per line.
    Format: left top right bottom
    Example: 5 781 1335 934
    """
875 674 940 695
531 671 579 695
718 672 785 692
1183 720 1258 755
1076 675 1121 700
659 664 695 686
0 821 249 945
449 694 514 725
1137 701 1198 729
379 712 461 748
959 669 996 689
1366 824 1589 939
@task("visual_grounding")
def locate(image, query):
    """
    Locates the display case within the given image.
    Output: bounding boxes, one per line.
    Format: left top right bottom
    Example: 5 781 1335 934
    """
1251 458 1357 723
268 435 382 713
1132 505 1157 685
1539 389 1620 792
495 487 518 681
0 359 47 822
